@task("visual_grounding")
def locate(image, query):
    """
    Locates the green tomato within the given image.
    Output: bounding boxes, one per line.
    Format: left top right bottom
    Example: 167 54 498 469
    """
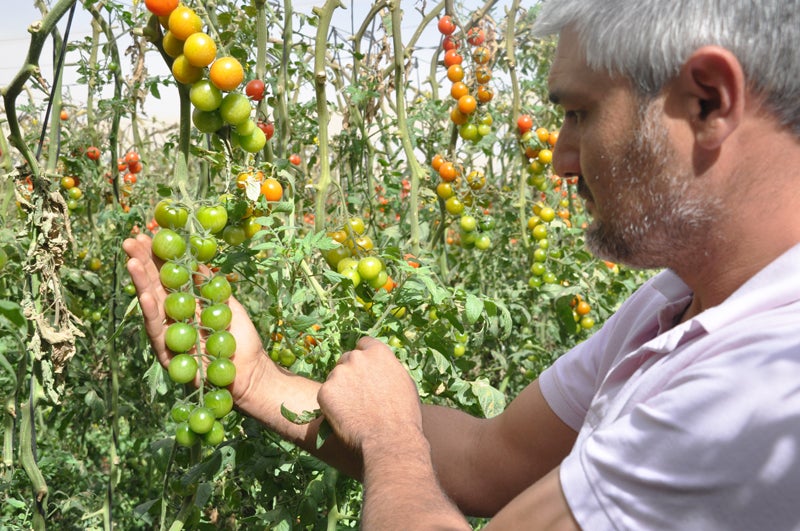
459 215 477 232
219 92 251 126
203 388 234 418
188 407 215 434
479 216 496 231
192 108 224 133
175 422 198 447
171 402 192 422
189 235 218 263
474 234 491 250
237 126 266 153
356 256 383 282
205 330 236 358
339 267 361 287
206 358 236 387
222 224 247 246
445 196 464 216
200 275 232 303
202 421 225 446
152 229 187 261
368 269 389 290
200 303 232 331
168 353 198 383
196 204 228 234
123 283 137 296
154 199 189 229
164 291 197 321
189 80 223 111
165 322 198 353
159 261 191 290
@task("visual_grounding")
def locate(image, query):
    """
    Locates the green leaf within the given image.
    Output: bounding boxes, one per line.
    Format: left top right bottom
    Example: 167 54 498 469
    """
0 300 25 329
465 293 483 324
471 378 506 418
281 404 321 425
144 359 168 401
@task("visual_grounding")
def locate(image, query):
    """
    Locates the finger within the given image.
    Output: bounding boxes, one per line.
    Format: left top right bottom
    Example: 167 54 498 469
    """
355 336 387 352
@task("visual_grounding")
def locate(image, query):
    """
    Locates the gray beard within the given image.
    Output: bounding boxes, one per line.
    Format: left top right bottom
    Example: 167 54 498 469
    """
583 103 722 270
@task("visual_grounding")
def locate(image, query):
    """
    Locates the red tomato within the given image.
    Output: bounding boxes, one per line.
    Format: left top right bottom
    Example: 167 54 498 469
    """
86 146 101 161
438 15 456 35
288 153 301 166
245 79 266 101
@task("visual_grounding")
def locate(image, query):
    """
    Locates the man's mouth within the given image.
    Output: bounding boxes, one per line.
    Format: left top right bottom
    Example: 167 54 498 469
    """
576 176 595 214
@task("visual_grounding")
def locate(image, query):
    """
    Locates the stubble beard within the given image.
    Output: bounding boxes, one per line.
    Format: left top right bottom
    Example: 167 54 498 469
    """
583 102 722 270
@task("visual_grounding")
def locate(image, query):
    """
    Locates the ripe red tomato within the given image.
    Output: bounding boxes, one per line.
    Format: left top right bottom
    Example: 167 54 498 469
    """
466 27 485 46
442 36 458 51
86 146 101 161
124 151 140 166
257 121 275 140
144 0 178 17
517 114 534 134
443 49 463 67
288 153 301 166
438 15 456 35
245 79 266 101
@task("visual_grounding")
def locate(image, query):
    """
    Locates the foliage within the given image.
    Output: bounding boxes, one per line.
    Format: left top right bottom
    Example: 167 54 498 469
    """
0 0 654 529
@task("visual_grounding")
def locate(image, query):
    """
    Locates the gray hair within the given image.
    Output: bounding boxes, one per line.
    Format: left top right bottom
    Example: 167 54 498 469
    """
532 0 800 136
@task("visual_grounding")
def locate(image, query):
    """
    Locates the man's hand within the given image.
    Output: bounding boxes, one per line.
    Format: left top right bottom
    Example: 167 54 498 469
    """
317 336 423 450
122 234 269 406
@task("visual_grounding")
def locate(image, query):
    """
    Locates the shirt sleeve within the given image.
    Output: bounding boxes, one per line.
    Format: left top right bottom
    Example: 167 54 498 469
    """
560 340 800 531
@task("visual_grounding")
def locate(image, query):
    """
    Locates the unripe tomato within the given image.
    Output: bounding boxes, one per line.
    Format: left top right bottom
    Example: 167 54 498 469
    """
175 422 198 447
168 353 198 383
171 55 203 85
196 204 228 234
238 127 267 153
168 5 202 41
204 388 234 418
357 256 383 281
206 330 236 358
192 108 224 133
160 261 191 290
171 403 192 422
200 275 232 303
183 32 216 67
347 217 366 235
445 196 465 216
206 358 236 387
219 92 252 126
165 323 198 353
161 30 184 58
260 178 283 201
154 199 189 229
200 303 233 331
189 235 217 263
188 407 215 434
152 229 187 261
164 291 196 321
459 215 477 232
209 56 244 92
189 80 223 111
203 421 225 446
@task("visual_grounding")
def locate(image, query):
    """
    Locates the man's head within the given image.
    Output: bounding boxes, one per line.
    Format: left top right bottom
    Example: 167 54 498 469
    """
532 0 800 136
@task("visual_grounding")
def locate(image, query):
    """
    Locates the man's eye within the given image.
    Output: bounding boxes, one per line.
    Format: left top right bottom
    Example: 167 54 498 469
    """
564 110 583 123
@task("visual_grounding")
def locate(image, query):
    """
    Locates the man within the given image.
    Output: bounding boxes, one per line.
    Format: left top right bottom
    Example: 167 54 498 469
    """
124 0 800 528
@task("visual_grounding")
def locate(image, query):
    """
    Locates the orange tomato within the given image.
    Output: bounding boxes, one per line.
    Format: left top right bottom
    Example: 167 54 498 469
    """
145 0 178 16
443 49 463 67
446 64 465 83
438 162 459 182
182 32 216 67
168 5 202 41
457 94 477 115
431 153 445 171
450 81 469 100
209 57 244 91
260 177 283 201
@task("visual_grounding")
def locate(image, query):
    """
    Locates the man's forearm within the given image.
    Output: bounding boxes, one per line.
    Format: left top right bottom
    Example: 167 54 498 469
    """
360 429 472 531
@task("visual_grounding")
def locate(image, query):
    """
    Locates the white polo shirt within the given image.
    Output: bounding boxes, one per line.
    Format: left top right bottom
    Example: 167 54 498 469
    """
539 243 800 531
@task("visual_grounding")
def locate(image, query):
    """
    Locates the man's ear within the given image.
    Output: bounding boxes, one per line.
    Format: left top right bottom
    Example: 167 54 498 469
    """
676 46 745 149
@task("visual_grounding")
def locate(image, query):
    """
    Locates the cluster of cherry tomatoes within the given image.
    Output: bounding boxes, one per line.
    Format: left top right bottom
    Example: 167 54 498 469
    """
322 217 395 293
145 0 267 153
148 197 239 447
570 295 596 331
439 15 494 142
116 150 143 211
